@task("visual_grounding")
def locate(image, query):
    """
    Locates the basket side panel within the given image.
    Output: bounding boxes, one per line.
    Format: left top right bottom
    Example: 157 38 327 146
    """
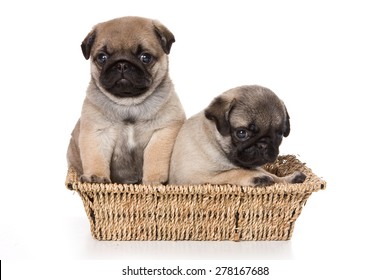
238 191 313 240
155 192 240 241
77 191 99 239
86 192 158 241
86 187 242 241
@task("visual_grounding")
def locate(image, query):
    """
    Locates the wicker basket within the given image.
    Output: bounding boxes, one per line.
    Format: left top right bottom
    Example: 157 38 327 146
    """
66 155 325 241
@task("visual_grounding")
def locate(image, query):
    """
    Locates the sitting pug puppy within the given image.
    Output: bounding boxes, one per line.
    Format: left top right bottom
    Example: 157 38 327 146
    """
169 85 306 186
67 16 185 184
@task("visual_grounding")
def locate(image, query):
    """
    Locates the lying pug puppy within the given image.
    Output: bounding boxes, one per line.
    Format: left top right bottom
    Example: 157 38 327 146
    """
67 16 185 184
169 85 306 186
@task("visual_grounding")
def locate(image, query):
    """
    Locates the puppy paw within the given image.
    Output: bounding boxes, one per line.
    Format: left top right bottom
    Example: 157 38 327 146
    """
80 174 111 184
142 178 167 186
143 173 168 185
290 171 306 184
252 175 275 187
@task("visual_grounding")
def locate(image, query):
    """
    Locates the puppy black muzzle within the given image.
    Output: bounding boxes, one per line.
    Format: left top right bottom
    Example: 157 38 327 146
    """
232 136 279 168
100 59 152 97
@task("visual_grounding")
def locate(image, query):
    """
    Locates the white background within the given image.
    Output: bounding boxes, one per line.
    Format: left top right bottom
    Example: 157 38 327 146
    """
1 0 389 279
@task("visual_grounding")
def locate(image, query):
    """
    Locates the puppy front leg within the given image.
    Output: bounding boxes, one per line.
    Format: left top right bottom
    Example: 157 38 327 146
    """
252 169 306 186
143 124 182 185
206 169 306 187
205 169 270 186
79 120 113 183
267 171 306 184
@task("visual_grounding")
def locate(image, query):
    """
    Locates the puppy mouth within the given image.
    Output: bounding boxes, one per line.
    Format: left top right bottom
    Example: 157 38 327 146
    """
109 78 149 97
231 145 279 168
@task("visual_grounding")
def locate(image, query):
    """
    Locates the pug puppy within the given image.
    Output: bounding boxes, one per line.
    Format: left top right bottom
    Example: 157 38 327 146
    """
169 85 306 186
67 16 185 185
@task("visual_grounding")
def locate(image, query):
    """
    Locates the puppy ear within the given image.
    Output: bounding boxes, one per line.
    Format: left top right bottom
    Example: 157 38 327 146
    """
283 106 291 137
205 97 235 136
81 30 96 60
153 21 175 54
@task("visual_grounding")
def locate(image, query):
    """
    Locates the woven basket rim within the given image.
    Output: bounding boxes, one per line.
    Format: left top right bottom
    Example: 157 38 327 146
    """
65 155 326 194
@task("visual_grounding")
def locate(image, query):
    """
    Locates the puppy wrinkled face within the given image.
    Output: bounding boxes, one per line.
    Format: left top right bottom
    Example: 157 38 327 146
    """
81 17 175 100
227 94 289 168
94 46 154 97
205 86 290 169
229 120 285 168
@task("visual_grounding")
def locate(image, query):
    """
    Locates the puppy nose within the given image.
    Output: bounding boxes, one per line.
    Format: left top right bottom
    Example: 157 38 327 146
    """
257 142 268 151
116 62 129 73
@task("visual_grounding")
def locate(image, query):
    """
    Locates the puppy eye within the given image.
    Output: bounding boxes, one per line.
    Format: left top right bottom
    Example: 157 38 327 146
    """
97 53 108 65
139 53 153 64
236 129 249 140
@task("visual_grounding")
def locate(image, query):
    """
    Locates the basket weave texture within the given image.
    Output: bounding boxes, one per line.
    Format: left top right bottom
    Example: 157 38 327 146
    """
66 155 325 241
